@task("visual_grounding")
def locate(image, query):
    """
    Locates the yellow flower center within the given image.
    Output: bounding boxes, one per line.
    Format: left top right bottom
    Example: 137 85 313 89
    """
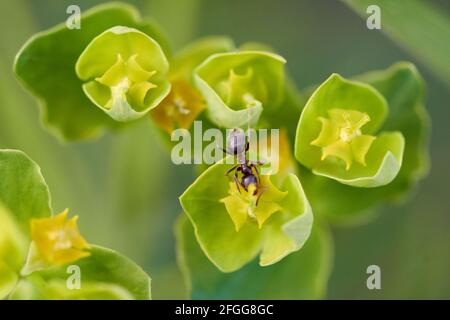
311 108 376 170
339 126 361 143
220 175 287 232
110 77 130 100
96 54 158 111
30 209 90 266
150 79 205 133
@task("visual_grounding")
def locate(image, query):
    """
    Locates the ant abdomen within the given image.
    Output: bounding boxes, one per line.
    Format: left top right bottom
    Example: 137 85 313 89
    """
226 128 247 155
241 175 258 194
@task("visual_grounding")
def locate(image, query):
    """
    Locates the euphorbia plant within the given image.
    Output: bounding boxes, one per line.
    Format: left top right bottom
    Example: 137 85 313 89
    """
151 37 234 133
13 3 168 140
10 2 430 300
295 74 404 187
194 51 286 128
75 26 171 121
0 150 151 300
180 159 313 272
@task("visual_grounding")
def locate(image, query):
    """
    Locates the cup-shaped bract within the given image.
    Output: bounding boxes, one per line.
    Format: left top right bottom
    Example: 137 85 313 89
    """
76 26 170 122
194 51 286 128
176 215 332 299
295 74 405 188
151 37 235 133
14 3 169 141
299 63 430 224
179 158 313 272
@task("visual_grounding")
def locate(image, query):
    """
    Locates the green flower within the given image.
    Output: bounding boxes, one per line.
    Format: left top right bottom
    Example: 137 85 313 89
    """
179 158 313 272
0 150 151 300
311 108 376 170
76 26 170 122
14 3 169 140
295 73 405 187
194 51 286 128
298 63 430 224
151 37 234 133
176 215 332 299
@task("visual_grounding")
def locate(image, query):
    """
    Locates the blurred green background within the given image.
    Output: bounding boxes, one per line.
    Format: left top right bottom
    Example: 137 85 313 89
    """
0 0 448 299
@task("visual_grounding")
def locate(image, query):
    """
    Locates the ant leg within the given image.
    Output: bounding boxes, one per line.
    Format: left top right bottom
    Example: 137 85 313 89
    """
233 173 241 193
225 165 238 176
255 188 266 206
249 163 261 185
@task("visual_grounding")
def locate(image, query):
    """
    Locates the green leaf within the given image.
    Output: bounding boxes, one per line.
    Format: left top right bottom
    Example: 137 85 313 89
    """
10 246 151 300
0 149 51 298
0 149 52 233
0 203 28 299
358 62 430 189
0 260 18 300
0 203 28 272
295 73 405 187
194 51 286 128
76 26 170 122
343 0 450 88
300 62 430 224
176 215 332 299
14 3 169 140
10 277 135 300
179 158 313 272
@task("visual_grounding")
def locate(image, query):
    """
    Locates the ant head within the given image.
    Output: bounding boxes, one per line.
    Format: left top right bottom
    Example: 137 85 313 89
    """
226 128 247 155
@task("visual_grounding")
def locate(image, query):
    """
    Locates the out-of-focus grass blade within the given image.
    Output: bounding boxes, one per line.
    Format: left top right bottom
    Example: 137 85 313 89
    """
343 0 450 87
143 0 201 48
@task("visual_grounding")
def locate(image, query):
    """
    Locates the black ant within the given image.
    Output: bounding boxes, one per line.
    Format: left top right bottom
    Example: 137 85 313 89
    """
223 128 265 205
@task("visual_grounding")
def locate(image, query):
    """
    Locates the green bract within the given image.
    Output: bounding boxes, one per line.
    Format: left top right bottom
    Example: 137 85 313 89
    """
0 149 151 300
10 246 151 300
170 37 235 81
295 73 405 187
176 215 332 299
14 3 169 140
298 63 430 224
194 51 286 128
76 26 170 122
179 158 313 272
151 36 235 133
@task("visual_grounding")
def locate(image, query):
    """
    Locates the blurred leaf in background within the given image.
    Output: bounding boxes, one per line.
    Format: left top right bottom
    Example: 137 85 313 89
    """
343 0 450 88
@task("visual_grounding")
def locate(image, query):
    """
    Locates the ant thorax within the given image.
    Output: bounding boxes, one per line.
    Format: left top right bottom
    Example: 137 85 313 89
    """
236 152 246 165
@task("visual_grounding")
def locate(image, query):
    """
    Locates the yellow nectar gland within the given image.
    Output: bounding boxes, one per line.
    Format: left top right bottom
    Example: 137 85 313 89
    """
96 54 158 110
311 108 376 170
220 176 286 232
216 67 266 109
30 209 90 266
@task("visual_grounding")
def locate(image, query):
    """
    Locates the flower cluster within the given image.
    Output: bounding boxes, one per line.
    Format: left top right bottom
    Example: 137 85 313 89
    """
12 2 430 299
